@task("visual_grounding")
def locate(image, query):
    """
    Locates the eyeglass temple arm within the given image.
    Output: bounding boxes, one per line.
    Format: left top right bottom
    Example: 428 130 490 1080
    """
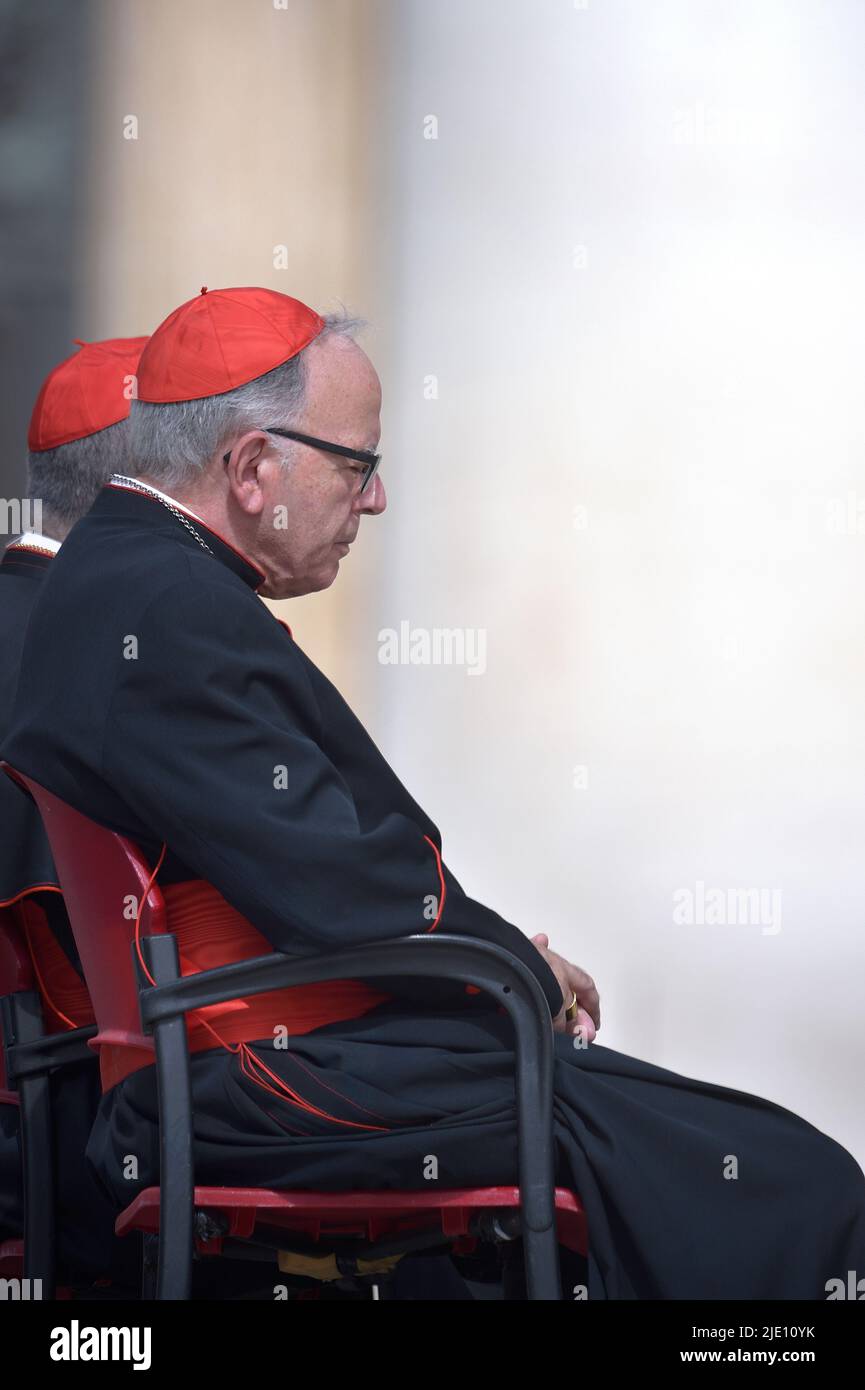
266 427 379 466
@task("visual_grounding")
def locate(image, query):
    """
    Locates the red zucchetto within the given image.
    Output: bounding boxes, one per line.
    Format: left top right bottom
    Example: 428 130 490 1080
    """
136 286 325 404
28 337 149 451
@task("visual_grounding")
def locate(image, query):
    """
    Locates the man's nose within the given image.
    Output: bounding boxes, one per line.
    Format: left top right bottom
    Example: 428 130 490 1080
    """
358 474 386 515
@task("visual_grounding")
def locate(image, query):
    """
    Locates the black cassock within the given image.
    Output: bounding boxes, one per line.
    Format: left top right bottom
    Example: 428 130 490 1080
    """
0 545 127 1278
4 484 864 1299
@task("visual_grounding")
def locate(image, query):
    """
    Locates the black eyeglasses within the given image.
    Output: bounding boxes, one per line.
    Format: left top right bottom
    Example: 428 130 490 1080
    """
264 427 381 494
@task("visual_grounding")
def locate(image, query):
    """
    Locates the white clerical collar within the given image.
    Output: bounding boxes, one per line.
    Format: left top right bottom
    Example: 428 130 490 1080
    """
10 531 61 555
109 475 207 524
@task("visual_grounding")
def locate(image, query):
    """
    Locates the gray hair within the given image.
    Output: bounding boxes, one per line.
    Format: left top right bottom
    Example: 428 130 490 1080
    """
26 418 132 537
127 308 367 489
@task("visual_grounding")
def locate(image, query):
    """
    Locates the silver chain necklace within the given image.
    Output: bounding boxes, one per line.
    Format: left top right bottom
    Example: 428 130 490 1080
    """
110 474 214 555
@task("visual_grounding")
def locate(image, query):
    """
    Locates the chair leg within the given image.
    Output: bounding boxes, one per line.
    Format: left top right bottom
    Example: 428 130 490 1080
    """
10 991 57 1299
142 934 195 1300
500 1238 528 1301
19 1071 55 1298
141 1232 159 1300
508 975 562 1299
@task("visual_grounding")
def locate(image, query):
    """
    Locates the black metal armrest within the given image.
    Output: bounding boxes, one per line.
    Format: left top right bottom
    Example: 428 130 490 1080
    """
0 992 96 1084
0 990 98 1296
136 932 562 1301
136 931 555 1030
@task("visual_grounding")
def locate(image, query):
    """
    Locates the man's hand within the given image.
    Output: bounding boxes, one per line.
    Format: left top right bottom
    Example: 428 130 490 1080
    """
531 932 600 1043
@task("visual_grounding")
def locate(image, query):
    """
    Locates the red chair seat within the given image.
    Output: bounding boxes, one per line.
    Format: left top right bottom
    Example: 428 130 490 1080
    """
116 1184 587 1257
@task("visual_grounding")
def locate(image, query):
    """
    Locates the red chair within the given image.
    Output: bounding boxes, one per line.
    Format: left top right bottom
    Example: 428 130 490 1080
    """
0 901 96 1295
2 765 587 1301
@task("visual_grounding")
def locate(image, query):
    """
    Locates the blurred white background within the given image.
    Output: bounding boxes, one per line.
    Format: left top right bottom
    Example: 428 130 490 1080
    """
369 0 865 1166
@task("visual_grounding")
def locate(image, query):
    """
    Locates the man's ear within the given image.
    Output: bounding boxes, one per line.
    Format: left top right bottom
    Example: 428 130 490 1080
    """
222 431 272 516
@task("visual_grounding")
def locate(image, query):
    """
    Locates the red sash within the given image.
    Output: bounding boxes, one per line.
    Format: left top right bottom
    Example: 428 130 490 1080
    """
98 881 394 1091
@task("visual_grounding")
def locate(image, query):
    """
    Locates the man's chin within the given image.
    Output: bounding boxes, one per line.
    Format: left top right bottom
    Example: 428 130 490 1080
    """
261 566 339 600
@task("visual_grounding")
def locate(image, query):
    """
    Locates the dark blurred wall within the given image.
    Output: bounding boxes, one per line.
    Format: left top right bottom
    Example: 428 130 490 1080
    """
0 0 92 516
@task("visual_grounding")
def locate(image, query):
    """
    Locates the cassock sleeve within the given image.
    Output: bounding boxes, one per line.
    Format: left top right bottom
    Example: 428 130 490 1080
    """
103 580 565 1018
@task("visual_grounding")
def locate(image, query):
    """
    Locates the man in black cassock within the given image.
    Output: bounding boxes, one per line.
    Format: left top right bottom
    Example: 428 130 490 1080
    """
4 286 864 1299
0 337 146 1281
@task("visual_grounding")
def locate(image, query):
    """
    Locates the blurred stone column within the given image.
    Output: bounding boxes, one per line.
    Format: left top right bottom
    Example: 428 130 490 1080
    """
76 0 384 694
0 0 92 522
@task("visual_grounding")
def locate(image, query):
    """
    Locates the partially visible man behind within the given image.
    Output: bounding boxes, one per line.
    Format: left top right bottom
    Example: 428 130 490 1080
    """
3 287 864 1300
0 337 146 1282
